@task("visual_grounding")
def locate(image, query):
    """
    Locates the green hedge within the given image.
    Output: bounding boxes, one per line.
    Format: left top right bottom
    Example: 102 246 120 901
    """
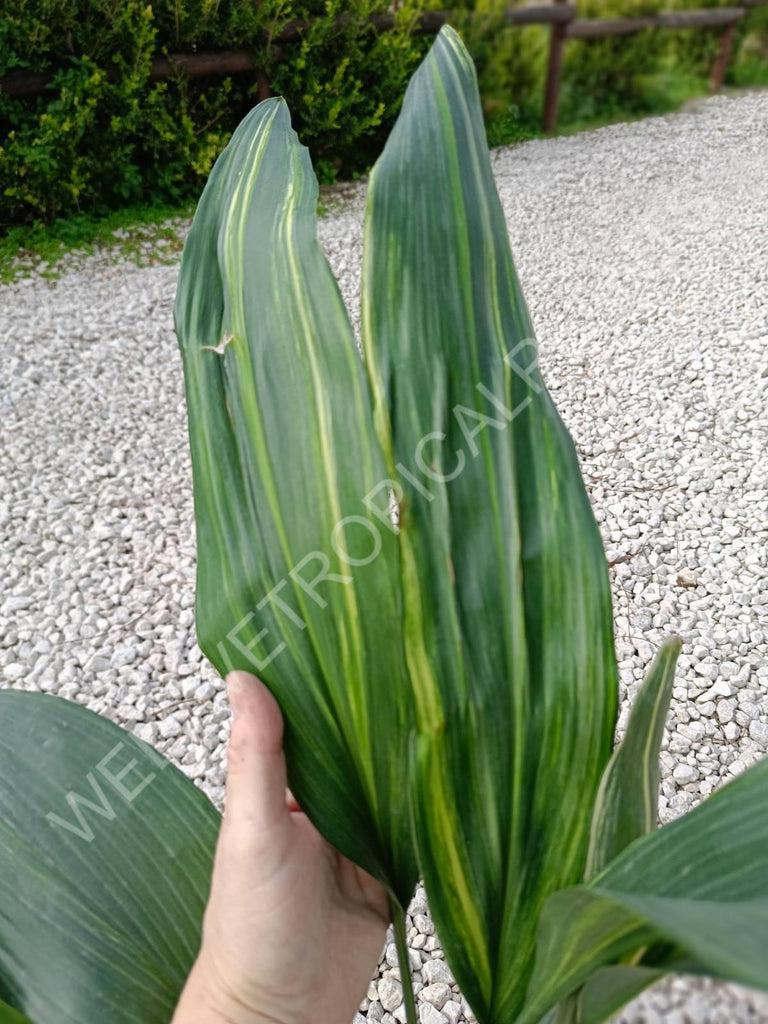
1 0 766 229
0 1 432 227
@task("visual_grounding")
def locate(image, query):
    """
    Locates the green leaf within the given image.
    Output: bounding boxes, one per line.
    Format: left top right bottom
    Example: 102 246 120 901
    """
585 637 682 879
519 757 768 1022
575 964 670 1024
362 26 618 1022
0 998 33 1024
174 99 419 903
520 887 658 1023
0 690 219 1024
597 894 768 986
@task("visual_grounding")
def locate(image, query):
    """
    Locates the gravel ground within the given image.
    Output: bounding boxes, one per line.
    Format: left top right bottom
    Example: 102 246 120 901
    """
2 91 768 1023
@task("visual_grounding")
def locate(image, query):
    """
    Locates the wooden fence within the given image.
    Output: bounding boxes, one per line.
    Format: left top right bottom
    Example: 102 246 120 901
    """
2 1 766 132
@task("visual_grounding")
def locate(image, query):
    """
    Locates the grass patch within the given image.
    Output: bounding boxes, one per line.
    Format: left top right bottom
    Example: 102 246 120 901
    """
730 56 768 89
0 190 361 284
0 188 365 284
553 68 711 138
636 67 711 113
0 201 196 285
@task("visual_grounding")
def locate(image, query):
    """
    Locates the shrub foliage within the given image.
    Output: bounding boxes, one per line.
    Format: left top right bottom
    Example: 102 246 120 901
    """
0 0 431 227
1 0 765 228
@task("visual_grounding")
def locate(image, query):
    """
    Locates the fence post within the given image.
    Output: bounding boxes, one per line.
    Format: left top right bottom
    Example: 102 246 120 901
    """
256 69 271 101
710 19 738 92
543 0 569 132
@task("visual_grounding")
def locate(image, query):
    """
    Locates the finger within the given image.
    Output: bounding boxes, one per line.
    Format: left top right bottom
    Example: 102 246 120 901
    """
224 671 289 834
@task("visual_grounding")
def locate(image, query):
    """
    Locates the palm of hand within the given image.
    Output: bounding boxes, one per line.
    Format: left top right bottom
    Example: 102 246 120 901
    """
174 673 390 1024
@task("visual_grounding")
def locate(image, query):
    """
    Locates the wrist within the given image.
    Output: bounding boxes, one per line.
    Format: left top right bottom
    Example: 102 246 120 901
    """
173 950 280 1024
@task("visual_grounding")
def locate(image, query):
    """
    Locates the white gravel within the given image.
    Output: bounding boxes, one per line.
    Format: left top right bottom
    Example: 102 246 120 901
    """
2 90 768 1022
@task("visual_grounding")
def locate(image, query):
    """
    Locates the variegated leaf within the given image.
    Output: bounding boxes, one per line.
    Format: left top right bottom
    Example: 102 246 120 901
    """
519 757 768 1022
362 26 618 1022
175 99 419 904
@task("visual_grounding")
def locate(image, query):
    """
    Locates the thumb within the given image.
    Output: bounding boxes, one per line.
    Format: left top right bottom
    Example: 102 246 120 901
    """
223 671 289 834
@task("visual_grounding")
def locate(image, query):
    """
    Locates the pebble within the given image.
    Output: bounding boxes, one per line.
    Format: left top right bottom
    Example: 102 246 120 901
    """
442 1002 462 1024
672 763 699 784
159 717 183 739
378 976 403 1013
112 644 138 668
85 654 112 674
419 1006 448 1024
748 721 768 749
421 984 451 1010
421 960 454 987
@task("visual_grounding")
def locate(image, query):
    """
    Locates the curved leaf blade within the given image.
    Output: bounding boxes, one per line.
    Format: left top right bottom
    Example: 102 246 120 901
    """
174 99 418 901
520 758 768 1022
585 637 682 879
593 755 768 898
0 691 219 1024
362 26 618 1022
576 964 680 1024
597 893 768 989
520 887 657 1023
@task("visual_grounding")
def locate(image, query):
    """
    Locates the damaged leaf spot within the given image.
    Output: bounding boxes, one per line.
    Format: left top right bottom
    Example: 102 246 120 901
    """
201 332 234 355
395 496 406 530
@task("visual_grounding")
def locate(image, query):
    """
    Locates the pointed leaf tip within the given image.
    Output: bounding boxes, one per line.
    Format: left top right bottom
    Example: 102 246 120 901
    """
585 636 682 878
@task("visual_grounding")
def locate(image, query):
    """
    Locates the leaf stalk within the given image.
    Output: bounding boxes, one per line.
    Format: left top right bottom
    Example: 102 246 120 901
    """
390 896 418 1024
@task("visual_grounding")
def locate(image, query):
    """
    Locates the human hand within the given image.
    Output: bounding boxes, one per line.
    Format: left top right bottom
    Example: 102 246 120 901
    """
172 671 389 1024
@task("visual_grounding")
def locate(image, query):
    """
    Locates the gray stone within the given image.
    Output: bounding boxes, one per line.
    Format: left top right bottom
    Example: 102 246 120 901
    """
378 976 403 1013
672 763 698 784
421 959 454 986
158 716 183 739
442 1001 462 1024
85 654 112 674
413 913 435 935
418 1005 447 1024
421 983 451 1010
749 720 768 749
112 644 137 668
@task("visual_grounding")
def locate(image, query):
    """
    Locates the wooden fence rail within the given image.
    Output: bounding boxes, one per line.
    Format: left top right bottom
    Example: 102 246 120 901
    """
2 1 766 132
